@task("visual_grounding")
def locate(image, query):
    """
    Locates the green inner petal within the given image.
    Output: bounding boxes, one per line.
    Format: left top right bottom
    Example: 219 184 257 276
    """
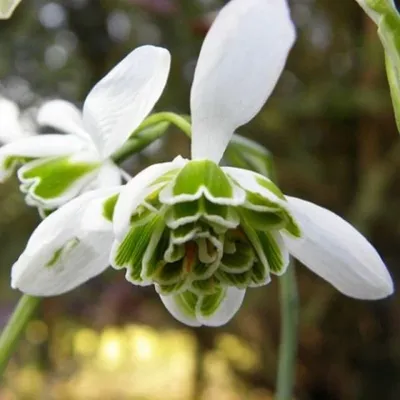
197 287 226 318
113 215 162 283
257 231 286 274
21 156 99 200
172 160 233 199
173 290 198 317
102 194 119 222
255 175 285 200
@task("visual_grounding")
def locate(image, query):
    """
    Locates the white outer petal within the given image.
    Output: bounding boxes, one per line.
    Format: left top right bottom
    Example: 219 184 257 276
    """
0 134 86 181
113 156 187 241
159 294 201 327
196 287 246 327
92 161 122 189
11 187 121 296
83 45 171 159
0 97 25 143
283 196 394 300
190 0 296 163
38 100 91 142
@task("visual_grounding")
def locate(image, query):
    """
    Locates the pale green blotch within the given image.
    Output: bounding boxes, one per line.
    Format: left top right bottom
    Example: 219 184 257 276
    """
45 238 80 268
21 156 99 200
102 194 119 222
173 160 233 199
255 176 285 200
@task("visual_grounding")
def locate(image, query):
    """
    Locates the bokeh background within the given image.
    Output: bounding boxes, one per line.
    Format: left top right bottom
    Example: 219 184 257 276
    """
0 0 399 399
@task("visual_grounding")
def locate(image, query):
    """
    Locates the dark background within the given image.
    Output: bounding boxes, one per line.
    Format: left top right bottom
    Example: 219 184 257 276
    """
0 0 399 399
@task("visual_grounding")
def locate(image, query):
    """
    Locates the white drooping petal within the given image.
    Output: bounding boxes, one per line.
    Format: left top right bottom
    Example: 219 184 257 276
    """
38 100 91 141
196 287 246 327
159 294 202 327
283 196 394 300
190 0 296 163
0 134 86 181
113 156 187 240
83 45 171 159
11 187 121 296
0 97 27 143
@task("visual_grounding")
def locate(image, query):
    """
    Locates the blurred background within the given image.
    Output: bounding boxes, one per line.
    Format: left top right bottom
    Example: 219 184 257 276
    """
0 0 399 399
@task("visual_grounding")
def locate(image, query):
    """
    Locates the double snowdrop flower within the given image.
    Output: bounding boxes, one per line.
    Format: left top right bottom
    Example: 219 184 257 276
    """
11 0 393 327
0 47 170 215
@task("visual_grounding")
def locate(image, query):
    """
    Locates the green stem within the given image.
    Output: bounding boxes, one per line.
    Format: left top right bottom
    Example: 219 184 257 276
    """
111 121 170 164
276 264 298 400
138 112 192 137
0 295 41 377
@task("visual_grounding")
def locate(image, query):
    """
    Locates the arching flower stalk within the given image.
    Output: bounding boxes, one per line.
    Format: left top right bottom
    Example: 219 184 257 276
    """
0 46 171 215
11 0 393 327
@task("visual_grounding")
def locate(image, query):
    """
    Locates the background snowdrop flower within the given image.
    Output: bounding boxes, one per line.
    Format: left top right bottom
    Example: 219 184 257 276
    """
0 0 22 19
0 97 34 144
0 45 171 214
10 0 393 328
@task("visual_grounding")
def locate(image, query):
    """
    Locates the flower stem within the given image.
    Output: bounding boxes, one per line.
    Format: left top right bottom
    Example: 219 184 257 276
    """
0 295 41 377
276 264 298 400
138 112 192 137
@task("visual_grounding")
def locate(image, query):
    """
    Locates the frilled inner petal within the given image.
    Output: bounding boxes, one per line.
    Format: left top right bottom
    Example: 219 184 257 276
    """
110 160 301 326
18 154 101 209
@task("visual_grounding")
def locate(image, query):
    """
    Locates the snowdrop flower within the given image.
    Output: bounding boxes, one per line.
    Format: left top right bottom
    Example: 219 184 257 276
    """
0 46 171 214
11 0 393 327
0 97 34 144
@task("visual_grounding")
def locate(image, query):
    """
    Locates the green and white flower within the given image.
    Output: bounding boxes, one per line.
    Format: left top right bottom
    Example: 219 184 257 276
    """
10 0 393 327
0 45 171 214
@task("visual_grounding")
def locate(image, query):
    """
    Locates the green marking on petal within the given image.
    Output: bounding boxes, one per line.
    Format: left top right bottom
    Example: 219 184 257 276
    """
157 279 190 295
257 231 285 275
45 238 80 268
173 290 198 317
3 155 34 172
191 277 221 295
220 241 255 273
283 211 302 238
240 208 286 231
245 191 281 211
173 160 233 199
197 287 225 317
151 168 181 187
102 194 119 222
249 261 270 287
113 215 162 283
21 156 99 200
216 269 252 289
153 261 187 285
255 176 285 200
